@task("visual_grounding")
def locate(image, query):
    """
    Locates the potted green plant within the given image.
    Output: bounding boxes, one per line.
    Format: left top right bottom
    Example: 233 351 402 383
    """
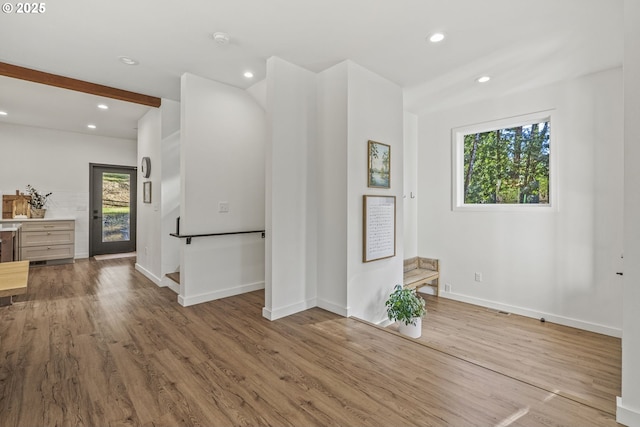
26 185 52 218
385 284 426 338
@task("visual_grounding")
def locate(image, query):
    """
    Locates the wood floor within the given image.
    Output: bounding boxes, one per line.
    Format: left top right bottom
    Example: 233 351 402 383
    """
0 259 622 426
408 294 621 415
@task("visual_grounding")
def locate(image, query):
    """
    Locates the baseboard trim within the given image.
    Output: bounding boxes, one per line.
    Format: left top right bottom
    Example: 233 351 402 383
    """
376 317 394 327
617 396 640 426
442 291 622 338
316 298 349 317
178 281 265 307
262 298 317 321
160 276 180 294
135 263 162 286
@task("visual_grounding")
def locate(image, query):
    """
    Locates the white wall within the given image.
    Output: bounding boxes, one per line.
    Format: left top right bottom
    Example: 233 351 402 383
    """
263 57 318 320
403 112 418 259
247 79 267 111
135 99 181 288
160 123 180 286
136 107 162 281
619 0 640 424
417 68 624 336
316 62 349 315
264 58 403 324
0 122 136 258
179 73 266 306
345 62 404 323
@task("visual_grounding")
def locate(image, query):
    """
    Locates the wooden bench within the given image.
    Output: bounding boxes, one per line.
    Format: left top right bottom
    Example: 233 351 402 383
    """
403 257 440 296
0 260 29 306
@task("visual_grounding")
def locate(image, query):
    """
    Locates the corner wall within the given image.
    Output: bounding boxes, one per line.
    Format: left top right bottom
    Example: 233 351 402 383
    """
160 99 181 289
179 73 266 306
345 62 404 323
263 57 318 319
417 68 624 336
316 62 349 315
135 99 180 288
618 0 640 423
136 107 162 282
265 58 404 324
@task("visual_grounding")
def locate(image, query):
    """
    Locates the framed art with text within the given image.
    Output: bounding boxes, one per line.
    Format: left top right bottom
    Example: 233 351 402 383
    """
363 195 396 262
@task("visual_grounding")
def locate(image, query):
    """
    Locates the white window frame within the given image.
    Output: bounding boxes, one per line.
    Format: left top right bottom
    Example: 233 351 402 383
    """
452 110 557 212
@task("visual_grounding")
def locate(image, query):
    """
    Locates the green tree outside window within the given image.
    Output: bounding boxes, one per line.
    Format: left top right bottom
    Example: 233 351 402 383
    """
463 122 550 204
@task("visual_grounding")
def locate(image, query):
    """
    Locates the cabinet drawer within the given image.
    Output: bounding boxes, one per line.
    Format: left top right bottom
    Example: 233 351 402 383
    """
21 244 74 261
20 221 74 232
21 230 75 247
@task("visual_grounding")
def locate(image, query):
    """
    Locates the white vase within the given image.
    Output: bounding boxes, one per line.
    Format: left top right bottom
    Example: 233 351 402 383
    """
398 317 422 338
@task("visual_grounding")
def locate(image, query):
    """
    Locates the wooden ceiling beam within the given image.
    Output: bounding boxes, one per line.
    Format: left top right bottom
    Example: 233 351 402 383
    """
0 62 161 108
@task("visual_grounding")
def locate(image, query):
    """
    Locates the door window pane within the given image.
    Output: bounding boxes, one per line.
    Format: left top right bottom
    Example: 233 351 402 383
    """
102 172 131 242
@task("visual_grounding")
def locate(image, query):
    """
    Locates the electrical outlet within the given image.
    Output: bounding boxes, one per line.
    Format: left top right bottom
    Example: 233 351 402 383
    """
475 272 482 282
444 283 451 293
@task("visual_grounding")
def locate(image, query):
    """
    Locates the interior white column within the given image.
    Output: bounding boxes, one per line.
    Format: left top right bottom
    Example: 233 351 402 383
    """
618 1 640 425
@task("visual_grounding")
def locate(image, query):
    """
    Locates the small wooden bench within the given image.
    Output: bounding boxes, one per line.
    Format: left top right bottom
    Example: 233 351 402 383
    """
403 257 440 296
0 260 29 306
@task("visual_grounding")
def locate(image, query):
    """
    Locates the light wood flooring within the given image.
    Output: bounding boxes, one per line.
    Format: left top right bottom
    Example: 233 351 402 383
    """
0 258 622 426
407 294 621 415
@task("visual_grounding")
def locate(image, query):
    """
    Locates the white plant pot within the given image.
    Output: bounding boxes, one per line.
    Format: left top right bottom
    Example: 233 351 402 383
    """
398 317 422 338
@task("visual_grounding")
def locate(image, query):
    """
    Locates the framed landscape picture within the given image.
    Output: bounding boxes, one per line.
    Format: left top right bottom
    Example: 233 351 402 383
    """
368 140 390 188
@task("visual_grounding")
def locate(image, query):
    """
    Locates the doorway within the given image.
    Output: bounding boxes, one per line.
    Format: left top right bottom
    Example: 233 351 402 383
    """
89 164 137 256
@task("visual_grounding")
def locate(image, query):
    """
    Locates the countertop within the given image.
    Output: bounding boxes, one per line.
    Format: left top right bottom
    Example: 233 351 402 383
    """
0 217 76 223
0 223 21 232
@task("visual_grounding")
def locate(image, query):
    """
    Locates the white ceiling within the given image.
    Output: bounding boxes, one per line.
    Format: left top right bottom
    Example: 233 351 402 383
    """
0 0 624 139
0 75 151 139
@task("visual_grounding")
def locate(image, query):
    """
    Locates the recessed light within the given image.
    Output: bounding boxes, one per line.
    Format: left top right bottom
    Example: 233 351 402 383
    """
0 111 7 116
118 56 139 66
477 76 491 83
429 33 445 43
243 71 254 79
87 124 97 129
97 104 109 110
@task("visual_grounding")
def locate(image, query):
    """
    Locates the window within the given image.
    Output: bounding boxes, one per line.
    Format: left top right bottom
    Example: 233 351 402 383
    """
452 111 555 211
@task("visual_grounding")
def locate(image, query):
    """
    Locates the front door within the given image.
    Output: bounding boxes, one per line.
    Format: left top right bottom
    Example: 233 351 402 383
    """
89 164 137 256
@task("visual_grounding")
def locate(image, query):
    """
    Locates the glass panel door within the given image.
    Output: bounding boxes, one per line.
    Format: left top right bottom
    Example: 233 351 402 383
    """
90 164 137 256
102 172 131 243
